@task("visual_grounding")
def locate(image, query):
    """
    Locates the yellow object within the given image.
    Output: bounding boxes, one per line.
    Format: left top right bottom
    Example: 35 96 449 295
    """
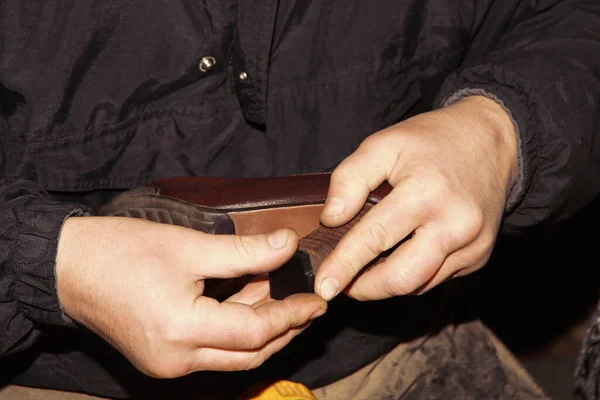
239 380 317 400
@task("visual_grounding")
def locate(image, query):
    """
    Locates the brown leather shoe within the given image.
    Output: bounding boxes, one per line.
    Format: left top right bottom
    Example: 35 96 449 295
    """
99 173 391 300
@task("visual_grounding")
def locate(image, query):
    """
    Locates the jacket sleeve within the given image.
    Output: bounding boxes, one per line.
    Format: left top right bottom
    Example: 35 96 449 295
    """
434 0 600 233
0 179 92 356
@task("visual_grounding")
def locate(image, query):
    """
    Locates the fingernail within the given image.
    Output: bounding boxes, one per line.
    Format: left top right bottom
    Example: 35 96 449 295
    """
322 197 345 217
268 229 289 249
319 277 340 301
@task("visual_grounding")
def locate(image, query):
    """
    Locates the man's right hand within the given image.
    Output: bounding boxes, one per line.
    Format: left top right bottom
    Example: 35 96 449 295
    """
55 216 327 379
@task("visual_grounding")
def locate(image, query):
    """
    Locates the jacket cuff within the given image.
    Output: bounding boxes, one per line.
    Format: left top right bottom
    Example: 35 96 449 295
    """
13 202 92 327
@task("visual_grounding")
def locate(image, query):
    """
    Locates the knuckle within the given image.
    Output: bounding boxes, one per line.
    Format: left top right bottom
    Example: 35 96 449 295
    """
479 231 498 252
429 230 452 257
383 272 416 296
233 235 257 262
152 324 191 354
330 164 355 186
470 240 494 268
336 251 363 278
161 323 187 345
242 353 266 371
406 171 451 217
246 324 271 349
150 312 194 347
275 299 296 326
360 132 382 149
364 221 395 255
221 353 265 372
423 176 451 205
454 207 485 243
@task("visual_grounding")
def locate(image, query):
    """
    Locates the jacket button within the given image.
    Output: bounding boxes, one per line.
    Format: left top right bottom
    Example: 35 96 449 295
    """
239 72 248 80
199 56 216 72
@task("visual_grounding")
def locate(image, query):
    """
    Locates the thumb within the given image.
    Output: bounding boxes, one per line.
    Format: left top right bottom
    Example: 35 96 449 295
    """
181 228 300 279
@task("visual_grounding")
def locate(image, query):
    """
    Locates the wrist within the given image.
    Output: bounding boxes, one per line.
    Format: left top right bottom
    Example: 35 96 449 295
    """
55 216 85 322
454 95 519 196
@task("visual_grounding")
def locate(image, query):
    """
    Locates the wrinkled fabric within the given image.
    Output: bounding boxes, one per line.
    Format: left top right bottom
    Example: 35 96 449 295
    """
1 0 600 397
0 180 90 356
576 304 600 400
435 0 600 231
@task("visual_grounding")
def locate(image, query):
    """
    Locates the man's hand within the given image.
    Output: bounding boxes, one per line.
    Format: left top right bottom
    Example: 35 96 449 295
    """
316 96 518 301
56 217 326 378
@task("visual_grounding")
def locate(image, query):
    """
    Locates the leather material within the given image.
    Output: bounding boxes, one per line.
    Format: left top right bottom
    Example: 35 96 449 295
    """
271 206 377 300
101 174 394 300
151 173 392 211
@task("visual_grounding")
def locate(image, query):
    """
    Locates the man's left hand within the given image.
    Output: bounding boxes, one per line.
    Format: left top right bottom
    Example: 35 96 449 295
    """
315 96 518 301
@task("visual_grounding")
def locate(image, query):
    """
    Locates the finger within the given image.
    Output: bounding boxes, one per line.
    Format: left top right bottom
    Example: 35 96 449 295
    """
191 322 311 372
411 260 471 296
344 227 461 300
315 188 422 301
321 134 399 227
192 292 326 350
181 228 300 279
225 274 270 305
248 295 277 309
413 241 493 295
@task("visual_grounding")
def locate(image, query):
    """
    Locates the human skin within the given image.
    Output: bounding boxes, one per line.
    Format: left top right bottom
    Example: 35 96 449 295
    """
54 95 515 379
56 218 327 378
317 95 518 301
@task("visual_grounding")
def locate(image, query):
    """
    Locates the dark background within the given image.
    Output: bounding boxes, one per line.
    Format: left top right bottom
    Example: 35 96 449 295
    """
467 195 600 399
